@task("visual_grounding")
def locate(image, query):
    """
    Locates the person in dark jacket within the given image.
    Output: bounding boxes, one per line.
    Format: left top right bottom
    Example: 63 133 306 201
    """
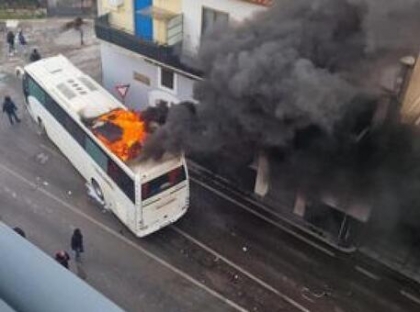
2 96 20 125
29 48 41 63
6 30 15 55
18 29 27 55
71 228 84 262
55 250 70 269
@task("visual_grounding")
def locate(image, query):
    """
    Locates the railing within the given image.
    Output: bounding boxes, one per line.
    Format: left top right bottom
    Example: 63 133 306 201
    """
94 14 201 78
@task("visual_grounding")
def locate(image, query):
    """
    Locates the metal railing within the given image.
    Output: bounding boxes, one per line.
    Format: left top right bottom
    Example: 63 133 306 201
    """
94 14 201 77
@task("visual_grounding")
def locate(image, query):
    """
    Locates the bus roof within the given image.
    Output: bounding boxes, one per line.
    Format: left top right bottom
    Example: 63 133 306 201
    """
24 55 182 177
24 55 123 120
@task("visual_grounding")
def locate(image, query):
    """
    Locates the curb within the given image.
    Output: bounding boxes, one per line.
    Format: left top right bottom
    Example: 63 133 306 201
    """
187 159 356 254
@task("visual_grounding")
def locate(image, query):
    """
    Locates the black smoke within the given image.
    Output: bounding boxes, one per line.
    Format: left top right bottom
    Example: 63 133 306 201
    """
142 0 420 231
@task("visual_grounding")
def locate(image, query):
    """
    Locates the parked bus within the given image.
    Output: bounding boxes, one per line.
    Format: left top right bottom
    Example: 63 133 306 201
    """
18 55 189 237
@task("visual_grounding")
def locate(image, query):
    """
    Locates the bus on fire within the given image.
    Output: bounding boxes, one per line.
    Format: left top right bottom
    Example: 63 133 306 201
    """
17 55 189 237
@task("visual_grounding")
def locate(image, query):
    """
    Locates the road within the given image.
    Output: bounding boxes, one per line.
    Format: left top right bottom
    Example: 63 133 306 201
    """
0 19 419 312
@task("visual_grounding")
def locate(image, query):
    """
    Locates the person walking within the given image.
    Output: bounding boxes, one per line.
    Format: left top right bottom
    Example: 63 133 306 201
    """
2 96 21 125
17 29 27 55
55 250 70 269
71 228 84 262
29 48 41 63
6 30 15 56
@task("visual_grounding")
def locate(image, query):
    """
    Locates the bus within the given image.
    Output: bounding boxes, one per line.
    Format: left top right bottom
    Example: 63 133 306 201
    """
18 55 189 237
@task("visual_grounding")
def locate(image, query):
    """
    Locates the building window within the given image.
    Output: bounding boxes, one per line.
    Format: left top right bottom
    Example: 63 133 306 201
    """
201 7 229 36
159 67 176 92
85 137 109 172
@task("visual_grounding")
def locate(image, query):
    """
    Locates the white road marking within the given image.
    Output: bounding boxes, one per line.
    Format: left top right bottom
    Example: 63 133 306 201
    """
0 163 248 312
173 226 311 312
191 177 336 258
355 266 381 281
400 290 420 305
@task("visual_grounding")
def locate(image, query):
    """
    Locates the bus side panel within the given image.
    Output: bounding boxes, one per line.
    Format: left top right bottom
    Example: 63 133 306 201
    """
29 100 136 233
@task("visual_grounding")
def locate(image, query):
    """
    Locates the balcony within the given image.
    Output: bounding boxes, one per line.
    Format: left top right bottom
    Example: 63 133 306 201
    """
94 14 201 78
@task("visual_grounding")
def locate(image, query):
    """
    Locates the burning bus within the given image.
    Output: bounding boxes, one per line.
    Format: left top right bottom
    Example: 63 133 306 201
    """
18 55 189 237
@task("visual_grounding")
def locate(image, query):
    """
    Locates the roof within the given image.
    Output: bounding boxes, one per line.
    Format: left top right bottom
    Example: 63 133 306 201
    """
24 55 181 176
24 55 122 121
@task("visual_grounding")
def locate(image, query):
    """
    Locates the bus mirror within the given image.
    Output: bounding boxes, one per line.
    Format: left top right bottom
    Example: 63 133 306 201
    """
15 67 24 79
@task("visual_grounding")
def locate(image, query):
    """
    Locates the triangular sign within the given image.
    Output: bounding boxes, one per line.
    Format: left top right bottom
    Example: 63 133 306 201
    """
115 84 130 99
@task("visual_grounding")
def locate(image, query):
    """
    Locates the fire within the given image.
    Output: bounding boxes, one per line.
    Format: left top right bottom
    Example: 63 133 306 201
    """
90 108 147 161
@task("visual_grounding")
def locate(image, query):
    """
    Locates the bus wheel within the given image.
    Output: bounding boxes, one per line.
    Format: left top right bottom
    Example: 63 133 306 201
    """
37 118 46 135
91 179 105 205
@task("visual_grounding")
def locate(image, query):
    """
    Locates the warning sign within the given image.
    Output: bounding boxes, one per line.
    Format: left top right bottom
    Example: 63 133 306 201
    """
115 84 130 100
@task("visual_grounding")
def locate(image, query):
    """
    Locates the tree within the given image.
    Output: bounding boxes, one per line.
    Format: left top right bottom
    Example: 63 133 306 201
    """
61 17 87 46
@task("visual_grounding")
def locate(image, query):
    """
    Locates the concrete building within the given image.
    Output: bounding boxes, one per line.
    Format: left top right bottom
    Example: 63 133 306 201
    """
94 0 371 248
95 0 271 110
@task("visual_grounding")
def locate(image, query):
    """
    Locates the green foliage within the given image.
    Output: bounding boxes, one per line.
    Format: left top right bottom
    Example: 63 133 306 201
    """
0 0 41 9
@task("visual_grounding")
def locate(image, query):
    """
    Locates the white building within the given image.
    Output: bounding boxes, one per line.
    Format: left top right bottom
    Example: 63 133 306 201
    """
95 0 271 110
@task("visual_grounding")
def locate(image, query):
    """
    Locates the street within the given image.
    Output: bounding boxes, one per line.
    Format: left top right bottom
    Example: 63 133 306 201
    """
0 19 419 312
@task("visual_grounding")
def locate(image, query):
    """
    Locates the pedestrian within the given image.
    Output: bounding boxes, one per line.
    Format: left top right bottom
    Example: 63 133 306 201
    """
55 250 70 269
6 30 15 55
17 29 27 55
71 228 84 262
13 227 26 238
2 96 21 125
29 48 41 63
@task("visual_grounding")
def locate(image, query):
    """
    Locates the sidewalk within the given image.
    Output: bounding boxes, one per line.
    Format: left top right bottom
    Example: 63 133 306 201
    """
188 159 420 286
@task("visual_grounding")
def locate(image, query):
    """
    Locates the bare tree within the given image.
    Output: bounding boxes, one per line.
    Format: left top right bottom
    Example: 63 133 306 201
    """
61 17 87 46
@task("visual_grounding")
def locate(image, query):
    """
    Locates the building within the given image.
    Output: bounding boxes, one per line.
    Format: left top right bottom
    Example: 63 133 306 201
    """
0 222 124 312
94 0 373 249
95 0 271 110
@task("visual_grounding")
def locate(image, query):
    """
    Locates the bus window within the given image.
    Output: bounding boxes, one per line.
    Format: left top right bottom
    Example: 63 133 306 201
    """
142 166 186 200
22 74 29 103
108 159 135 202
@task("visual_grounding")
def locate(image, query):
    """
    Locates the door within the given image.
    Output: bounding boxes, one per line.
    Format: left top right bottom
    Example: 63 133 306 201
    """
134 0 153 41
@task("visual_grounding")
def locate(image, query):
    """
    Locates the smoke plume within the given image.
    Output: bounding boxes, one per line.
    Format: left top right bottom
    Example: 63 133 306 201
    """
142 0 420 230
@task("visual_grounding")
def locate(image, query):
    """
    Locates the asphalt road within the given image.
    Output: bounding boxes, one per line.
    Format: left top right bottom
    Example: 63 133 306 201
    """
0 19 419 312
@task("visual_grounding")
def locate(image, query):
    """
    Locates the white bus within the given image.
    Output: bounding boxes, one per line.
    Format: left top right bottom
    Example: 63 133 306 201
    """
19 55 189 237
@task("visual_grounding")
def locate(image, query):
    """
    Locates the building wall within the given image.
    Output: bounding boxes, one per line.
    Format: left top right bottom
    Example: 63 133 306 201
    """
100 43 194 110
99 0 268 108
181 0 267 56
401 55 420 124
101 0 134 33
153 0 182 44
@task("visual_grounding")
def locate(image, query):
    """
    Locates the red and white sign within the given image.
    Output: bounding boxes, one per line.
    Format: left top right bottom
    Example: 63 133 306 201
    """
115 84 130 99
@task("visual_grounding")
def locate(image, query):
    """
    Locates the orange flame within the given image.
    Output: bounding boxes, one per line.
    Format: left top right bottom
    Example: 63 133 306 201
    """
91 108 147 161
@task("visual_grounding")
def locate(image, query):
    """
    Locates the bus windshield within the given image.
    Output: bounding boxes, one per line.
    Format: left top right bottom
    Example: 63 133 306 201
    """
141 166 186 200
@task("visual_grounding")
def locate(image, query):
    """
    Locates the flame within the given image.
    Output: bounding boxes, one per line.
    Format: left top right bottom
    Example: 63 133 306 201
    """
91 108 147 161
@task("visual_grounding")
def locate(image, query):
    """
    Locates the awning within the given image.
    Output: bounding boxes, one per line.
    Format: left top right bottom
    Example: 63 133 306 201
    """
238 0 273 6
137 6 178 21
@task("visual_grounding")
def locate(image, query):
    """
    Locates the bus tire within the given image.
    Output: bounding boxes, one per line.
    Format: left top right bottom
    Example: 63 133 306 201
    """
91 179 105 204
